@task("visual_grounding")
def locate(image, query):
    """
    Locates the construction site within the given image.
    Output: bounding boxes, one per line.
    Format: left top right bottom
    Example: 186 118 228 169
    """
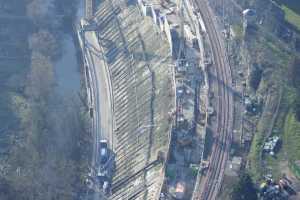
78 0 233 199
1 0 300 200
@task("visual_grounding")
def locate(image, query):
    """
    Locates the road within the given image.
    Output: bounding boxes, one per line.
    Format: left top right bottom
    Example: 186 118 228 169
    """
78 21 114 199
84 28 114 150
192 0 234 199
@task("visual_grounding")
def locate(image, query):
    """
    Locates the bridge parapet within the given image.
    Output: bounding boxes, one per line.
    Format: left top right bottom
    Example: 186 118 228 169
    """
85 0 94 20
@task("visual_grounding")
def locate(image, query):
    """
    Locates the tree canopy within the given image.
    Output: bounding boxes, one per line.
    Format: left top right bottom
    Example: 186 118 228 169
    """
230 173 258 200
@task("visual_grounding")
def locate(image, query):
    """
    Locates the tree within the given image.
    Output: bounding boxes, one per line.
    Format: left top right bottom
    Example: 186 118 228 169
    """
249 64 263 91
289 58 300 121
53 0 79 31
29 30 61 60
26 51 54 102
230 173 258 200
290 58 300 90
294 94 300 121
26 0 60 29
0 177 18 200
3 1 90 199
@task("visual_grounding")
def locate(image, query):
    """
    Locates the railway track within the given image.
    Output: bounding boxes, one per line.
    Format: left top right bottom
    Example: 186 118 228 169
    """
192 0 233 199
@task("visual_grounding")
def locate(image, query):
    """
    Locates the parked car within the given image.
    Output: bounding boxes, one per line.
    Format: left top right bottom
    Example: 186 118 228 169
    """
99 139 108 164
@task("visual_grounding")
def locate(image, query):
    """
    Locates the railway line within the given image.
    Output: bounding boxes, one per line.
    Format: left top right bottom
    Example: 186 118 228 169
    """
192 0 234 199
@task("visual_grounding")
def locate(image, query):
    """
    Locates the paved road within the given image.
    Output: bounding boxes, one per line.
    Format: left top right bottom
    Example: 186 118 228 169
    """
192 0 234 199
79 22 114 199
84 29 113 149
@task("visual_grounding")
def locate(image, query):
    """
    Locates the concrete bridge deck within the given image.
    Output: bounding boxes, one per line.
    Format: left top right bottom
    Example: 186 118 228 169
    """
82 0 174 199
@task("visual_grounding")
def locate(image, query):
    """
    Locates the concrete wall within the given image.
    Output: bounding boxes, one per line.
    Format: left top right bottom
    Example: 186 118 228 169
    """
138 0 147 16
163 15 173 55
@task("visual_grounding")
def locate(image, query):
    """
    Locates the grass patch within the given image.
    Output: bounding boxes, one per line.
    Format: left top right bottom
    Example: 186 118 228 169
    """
283 110 300 177
249 129 264 181
264 154 283 179
289 161 300 179
282 5 300 31
249 89 284 181
273 0 300 15
243 0 300 183
283 111 300 162
10 93 31 126
232 24 244 39
263 36 292 67
272 0 300 30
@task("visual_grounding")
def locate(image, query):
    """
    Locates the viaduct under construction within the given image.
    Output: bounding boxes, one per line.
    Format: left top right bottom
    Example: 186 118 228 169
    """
80 0 175 199
80 0 234 199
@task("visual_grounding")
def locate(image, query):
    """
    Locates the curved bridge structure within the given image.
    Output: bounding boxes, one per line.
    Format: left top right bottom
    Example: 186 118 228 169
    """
81 0 175 199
